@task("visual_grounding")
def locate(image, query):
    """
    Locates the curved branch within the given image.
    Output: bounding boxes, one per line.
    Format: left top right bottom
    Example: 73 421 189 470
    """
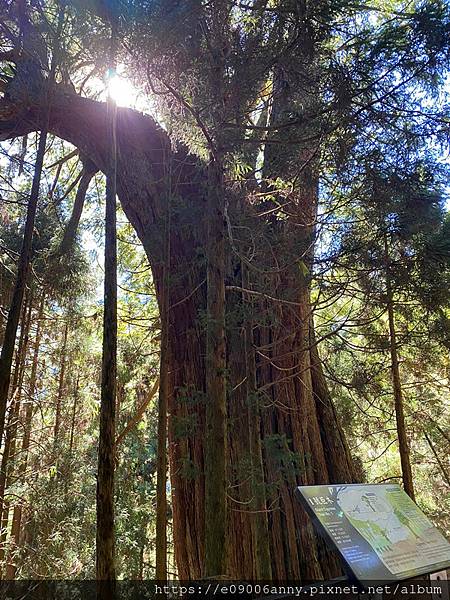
0 77 206 271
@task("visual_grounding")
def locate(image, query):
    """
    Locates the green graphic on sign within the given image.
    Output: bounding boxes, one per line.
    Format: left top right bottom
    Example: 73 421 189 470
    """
296 484 450 583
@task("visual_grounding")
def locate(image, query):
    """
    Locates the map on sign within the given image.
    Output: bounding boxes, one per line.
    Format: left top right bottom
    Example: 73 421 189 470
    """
296 484 450 583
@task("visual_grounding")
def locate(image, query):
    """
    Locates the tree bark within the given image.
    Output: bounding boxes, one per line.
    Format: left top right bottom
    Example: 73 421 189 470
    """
156 178 170 580
156 313 168 580
204 155 227 578
0 293 31 511
242 264 272 580
96 89 118 588
1 304 32 579
310 325 357 484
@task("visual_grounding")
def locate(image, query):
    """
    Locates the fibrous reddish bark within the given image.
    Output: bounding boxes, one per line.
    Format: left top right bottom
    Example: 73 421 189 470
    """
156 185 170 581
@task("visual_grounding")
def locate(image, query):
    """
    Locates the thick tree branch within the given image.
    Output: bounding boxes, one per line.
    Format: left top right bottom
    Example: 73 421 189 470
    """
0 75 206 271
57 156 98 255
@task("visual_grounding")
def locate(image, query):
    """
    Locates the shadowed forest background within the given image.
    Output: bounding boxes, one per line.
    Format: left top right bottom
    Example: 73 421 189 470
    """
0 0 449 582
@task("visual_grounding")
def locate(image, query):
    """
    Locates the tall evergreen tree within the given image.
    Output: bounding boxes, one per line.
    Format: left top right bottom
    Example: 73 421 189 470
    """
0 0 449 580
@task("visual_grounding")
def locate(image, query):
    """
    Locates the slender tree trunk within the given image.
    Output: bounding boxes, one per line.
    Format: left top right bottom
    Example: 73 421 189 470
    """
1 393 24 580
384 233 415 500
0 131 47 445
115 379 159 448
387 296 415 500
96 38 118 590
424 432 450 488
7 453 27 577
0 294 31 508
0 294 32 576
5 295 45 579
53 320 69 450
69 373 80 456
1 301 32 579
139 543 145 580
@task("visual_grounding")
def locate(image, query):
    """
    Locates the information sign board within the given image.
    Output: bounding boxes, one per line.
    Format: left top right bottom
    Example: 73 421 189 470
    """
296 484 450 584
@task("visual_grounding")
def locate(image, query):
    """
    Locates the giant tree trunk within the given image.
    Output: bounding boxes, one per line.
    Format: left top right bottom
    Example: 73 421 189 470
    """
156 317 168 580
0 80 356 580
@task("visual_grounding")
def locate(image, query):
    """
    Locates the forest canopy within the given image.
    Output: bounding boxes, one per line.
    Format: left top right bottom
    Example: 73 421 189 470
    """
0 0 449 584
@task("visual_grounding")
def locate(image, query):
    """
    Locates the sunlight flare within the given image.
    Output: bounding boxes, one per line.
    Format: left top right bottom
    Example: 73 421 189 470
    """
106 71 138 108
